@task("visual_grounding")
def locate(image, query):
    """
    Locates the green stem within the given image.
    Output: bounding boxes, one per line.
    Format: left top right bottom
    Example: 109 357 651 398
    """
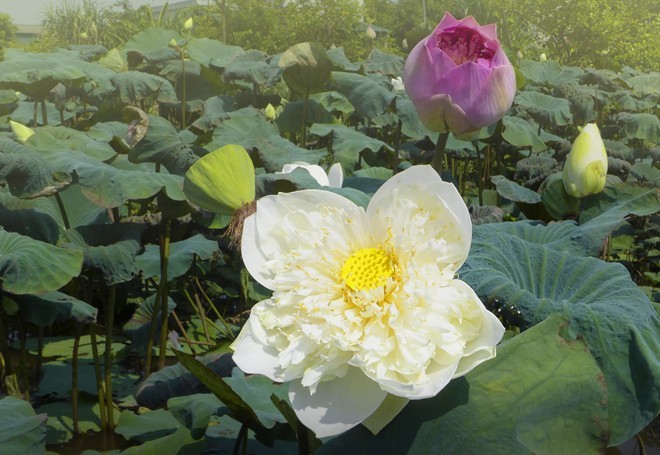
55 192 70 230
33 101 38 127
158 220 172 370
181 286 211 343
40 98 48 126
296 418 310 455
300 88 310 147
36 327 44 386
72 324 81 434
180 49 187 129
195 277 235 341
474 141 484 206
392 119 402 174
232 423 248 455
432 132 449 175
89 325 107 431
17 317 28 399
0 307 8 380
104 284 116 430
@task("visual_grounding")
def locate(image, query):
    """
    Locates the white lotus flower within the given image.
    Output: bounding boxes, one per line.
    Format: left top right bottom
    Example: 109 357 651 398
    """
232 165 504 437
280 162 343 188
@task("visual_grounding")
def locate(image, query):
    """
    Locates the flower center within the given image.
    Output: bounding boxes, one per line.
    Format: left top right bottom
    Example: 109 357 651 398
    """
341 247 394 291
436 26 495 65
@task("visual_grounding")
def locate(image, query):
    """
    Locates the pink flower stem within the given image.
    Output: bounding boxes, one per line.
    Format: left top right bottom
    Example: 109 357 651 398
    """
432 131 449 174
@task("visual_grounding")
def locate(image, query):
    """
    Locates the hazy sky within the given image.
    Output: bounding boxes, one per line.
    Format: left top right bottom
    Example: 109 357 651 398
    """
1 0 174 25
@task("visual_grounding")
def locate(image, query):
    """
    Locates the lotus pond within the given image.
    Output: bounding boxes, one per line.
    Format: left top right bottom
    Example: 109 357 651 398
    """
0 12 658 455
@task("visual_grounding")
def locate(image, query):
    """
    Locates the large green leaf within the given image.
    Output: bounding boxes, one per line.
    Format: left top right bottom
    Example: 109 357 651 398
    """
167 394 224 439
310 123 391 172
279 42 334 95
49 151 186 208
110 71 178 104
461 225 660 445
9 291 97 326
209 114 325 172
173 351 278 435
37 398 120 445
0 230 82 294
275 99 334 134
491 175 541 203
186 38 243 68
0 193 60 244
26 126 117 162
362 48 404 76
311 90 355 117
0 397 47 453
614 112 660 144
502 116 546 152
136 234 219 281
0 138 72 198
331 71 396 121
183 145 255 216
123 27 183 54
221 368 289 429
61 223 145 285
37 360 138 400
319 316 609 454
135 352 235 409
222 50 273 86
123 294 176 349
0 139 185 205
116 408 180 442
0 49 87 98
517 60 582 87
129 115 199 175
514 91 573 127
579 183 659 226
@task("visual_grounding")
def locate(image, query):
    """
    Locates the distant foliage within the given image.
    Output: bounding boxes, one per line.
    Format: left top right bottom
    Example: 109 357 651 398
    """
0 13 17 51
363 0 659 71
38 0 187 50
190 0 376 60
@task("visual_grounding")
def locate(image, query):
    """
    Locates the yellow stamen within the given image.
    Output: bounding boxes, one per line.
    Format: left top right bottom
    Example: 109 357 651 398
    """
341 247 394 291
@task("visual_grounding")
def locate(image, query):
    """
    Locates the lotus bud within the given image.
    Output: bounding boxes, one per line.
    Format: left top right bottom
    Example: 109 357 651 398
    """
401 38 408 50
391 76 405 92
403 12 517 134
9 120 35 144
540 53 547 62
516 50 523 59
365 26 377 40
80 32 88 39
169 38 178 48
264 103 277 121
562 123 608 198
184 17 193 31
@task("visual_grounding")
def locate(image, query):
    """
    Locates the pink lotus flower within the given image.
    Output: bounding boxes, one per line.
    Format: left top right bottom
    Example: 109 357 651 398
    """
403 12 516 134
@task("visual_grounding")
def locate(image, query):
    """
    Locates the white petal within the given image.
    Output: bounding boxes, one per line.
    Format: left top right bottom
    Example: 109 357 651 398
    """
240 212 274 289
231 308 283 381
289 366 387 438
452 282 505 377
361 394 409 434
367 165 472 268
242 190 367 290
327 163 344 188
375 361 458 399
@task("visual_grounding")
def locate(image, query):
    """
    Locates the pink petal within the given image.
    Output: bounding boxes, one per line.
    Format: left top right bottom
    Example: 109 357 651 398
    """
410 92 472 133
